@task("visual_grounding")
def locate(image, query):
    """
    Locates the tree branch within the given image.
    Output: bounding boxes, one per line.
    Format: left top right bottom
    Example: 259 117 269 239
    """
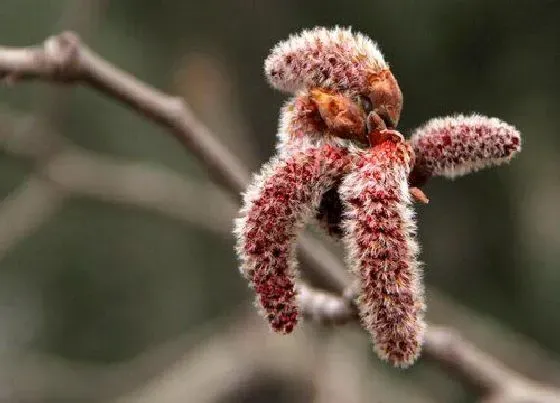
1 32 249 194
1 32 559 402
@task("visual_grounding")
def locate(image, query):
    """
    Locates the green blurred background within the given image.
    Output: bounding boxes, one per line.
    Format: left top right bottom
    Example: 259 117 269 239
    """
0 1 559 402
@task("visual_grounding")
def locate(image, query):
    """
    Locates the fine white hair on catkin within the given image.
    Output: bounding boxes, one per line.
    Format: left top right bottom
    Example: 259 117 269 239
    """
409 114 521 179
264 26 388 94
339 142 426 368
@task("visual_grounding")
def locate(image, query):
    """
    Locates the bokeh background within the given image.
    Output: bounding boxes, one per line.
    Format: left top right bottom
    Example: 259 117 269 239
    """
0 1 559 402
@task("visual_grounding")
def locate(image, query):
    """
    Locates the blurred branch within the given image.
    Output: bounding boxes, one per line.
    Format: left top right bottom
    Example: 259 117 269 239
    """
0 113 236 236
0 307 258 402
425 326 560 403
44 148 236 234
298 286 560 403
427 289 560 388
115 310 317 403
1 32 559 403
116 307 435 403
0 176 64 260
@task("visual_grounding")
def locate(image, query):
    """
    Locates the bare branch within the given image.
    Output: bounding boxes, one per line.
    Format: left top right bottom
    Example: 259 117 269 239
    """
1 32 249 193
296 284 356 325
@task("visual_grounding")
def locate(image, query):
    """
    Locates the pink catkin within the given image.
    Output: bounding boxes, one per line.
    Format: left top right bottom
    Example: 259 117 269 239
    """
340 140 426 368
409 114 521 185
235 143 352 333
264 26 388 94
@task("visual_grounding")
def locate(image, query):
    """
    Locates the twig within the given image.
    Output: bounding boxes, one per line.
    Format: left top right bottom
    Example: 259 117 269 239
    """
1 32 559 402
1 32 249 193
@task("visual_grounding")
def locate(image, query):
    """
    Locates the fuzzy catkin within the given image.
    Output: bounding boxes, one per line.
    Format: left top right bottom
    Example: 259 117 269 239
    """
235 25 522 370
409 114 521 185
340 140 426 368
264 26 388 94
235 142 352 333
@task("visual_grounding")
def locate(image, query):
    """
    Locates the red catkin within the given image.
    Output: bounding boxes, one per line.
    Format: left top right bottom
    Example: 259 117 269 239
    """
235 143 352 333
409 114 521 185
236 26 522 370
340 139 426 368
265 26 403 131
264 26 388 94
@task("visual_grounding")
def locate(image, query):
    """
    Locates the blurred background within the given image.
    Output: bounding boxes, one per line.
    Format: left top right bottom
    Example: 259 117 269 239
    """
0 0 559 402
